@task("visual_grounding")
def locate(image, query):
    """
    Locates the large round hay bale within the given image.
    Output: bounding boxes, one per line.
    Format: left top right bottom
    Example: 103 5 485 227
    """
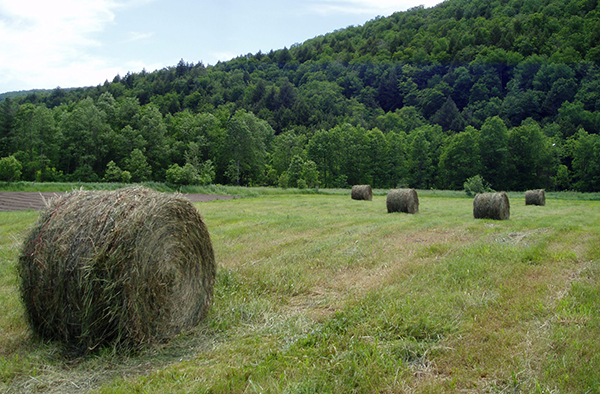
473 192 510 220
525 189 545 206
386 188 419 214
18 187 215 353
351 185 373 201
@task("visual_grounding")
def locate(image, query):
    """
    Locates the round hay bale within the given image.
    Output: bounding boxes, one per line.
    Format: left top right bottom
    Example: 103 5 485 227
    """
386 188 419 214
18 186 215 353
351 185 373 201
525 189 545 206
473 192 510 220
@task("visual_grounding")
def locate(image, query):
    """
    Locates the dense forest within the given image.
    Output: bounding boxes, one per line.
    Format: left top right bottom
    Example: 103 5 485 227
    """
1 0 600 191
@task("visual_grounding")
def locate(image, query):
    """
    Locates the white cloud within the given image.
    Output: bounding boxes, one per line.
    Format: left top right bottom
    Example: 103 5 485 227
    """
125 31 154 43
0 0 125 91
207 51 238 66
309 0 441 16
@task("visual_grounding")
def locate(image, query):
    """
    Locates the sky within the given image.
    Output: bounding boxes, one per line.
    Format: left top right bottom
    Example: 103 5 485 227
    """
0 0 443 94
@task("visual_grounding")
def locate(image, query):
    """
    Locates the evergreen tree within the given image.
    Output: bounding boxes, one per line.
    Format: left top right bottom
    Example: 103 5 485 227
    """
439 126 482 190
479 116 510 190
507 119 556 190
407 128 433 189
126 148 152 182
287 155 304 188
572 130 600 192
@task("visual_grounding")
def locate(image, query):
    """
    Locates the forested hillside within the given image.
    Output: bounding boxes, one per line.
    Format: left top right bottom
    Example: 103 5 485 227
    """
1 0 600 191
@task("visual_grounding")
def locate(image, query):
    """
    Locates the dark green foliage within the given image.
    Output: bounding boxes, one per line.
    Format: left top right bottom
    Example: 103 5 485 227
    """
287 155 304 188
103 161 128 183
0 155 22 182
480 116 510 190
572 130 600 192
126 149 152 182
464 174 492 197
407 128 434 189
1 0 600 191
439 127 482 190
507 119 556 190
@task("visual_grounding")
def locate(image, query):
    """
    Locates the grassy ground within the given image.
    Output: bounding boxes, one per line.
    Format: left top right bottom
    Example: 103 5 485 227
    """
2 181 600 200
1 191 599 393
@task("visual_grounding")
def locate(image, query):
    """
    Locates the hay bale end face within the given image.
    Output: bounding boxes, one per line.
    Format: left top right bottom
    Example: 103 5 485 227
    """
351 185 373 201
18 187 216 353
525 189 545 206
473 192 510 220
387 189 419 214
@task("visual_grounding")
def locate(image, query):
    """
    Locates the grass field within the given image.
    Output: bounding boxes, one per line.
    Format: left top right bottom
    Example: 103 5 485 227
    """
1 190 599 393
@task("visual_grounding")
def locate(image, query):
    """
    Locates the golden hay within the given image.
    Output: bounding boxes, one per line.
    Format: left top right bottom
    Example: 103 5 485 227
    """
351 185 373 201
18 187 215 353
386 189 419 214
473 192 510 220
525 189 545 206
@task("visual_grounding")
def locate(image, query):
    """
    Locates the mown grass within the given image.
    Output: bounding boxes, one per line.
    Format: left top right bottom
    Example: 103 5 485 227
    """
1 191 599 393
3 180 600 200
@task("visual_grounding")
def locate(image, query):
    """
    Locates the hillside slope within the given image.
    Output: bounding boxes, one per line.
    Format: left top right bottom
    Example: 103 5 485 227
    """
1 0 599 191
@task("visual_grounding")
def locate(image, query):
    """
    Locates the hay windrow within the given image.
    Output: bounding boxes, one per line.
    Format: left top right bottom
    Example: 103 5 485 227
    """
525 189 545 206
351 185 373 201
18 186 215 353
473 192 510 220
386 189 419 214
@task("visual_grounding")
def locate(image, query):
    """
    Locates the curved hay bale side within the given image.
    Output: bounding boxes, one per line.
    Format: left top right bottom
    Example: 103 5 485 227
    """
386 189 419 214
473 192 510 220
525 189 545 206
18 187 215 352
351 185 373 201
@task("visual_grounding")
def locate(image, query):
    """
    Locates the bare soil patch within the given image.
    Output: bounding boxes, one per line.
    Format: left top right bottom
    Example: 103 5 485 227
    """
0 192 236 212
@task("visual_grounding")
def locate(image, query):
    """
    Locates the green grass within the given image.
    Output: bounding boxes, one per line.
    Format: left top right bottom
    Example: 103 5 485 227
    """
3 181 600 200
1 191 599 393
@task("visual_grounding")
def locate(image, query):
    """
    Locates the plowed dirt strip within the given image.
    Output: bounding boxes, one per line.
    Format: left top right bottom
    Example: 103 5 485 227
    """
0 192 65 212
0 192 236 212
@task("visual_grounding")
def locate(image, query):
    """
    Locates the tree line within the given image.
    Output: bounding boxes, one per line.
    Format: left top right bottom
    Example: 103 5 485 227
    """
1 0 600 191
1 93 598 191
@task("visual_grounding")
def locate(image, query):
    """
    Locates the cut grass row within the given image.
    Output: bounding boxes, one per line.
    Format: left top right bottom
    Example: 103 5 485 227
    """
1 192 599 393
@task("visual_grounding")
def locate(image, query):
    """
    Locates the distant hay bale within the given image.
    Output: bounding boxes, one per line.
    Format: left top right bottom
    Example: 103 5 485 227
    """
525 189 545 206
386 188 419 214
18 187 215 353
351 185 373 201
473 192 510 220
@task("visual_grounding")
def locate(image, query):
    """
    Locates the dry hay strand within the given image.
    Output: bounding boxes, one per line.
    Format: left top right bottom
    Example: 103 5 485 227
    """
525 189 545 206
18 186 216 353
351 185 373 201
473 192 510 220
386 188 419 214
